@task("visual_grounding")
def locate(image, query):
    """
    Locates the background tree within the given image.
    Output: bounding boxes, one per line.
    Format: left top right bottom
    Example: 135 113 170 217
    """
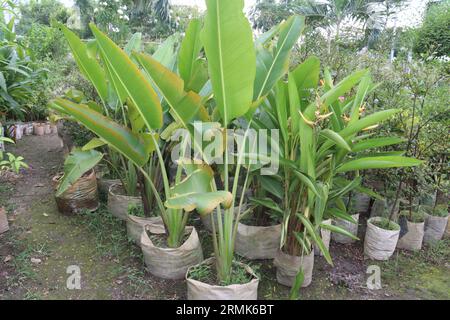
16 0 70 34
75 0 94 38
414 0 450 57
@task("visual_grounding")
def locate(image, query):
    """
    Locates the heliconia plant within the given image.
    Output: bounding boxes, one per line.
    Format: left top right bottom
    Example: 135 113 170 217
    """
133 1 305 285
49 22 229 249
249 57 422 297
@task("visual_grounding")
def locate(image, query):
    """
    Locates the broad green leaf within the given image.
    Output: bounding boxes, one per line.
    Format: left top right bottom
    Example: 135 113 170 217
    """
287 73 300 136
170 166 214 195
133 52 205 127
165 191 233 215
65 89 85 103
336 156 422 173
56 149 103 196
138 132 159 154
178 19 207 92
82 138 106 151
349 73 372 123
320 129 352 151
49 98 149 166
318 109 401 158
340 109 400 138
259 175 283 199
277 80 289 144
153 33 179 69
289 269 304 300
124 32 142 55
255 24 280 46
321 69 368 108
87 101 103 114
253 15 304 100
352 137 405 152
57 23 108 104
360 151 406 157
201 0 256 125
0 136 14 144
90 23 163 130
291 56 320 109
126 98 145 133
314 183 329 225
294 170 320 197
86 39 99 59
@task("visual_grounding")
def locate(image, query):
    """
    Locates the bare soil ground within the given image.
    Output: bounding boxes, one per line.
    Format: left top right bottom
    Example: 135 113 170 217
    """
0 134 449 300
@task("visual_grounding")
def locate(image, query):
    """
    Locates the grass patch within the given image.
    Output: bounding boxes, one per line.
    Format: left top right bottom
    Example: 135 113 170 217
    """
71 205 131 258
188 259 258 287
371 217 400 231
378 238 450 299
0 182 15 210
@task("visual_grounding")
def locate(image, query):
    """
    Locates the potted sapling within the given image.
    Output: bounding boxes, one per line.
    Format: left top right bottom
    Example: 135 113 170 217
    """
50 23 206 280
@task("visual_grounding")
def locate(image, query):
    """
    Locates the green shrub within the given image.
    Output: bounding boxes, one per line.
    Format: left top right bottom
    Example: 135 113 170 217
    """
27 23 68 60
414 1 450 57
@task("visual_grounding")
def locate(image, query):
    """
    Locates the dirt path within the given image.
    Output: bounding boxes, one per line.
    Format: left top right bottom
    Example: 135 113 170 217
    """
1 134 449 300
0 134 184 299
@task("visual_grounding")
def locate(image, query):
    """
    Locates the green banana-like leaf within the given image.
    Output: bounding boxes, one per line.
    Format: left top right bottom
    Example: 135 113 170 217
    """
352 137 405 152
56 149 103 196
277 80 289 144
87 101 103 114
165 191 233 215
90 23 163 130
313 183 329 225
291 56 320 108
256 24 280 45
320 129 352 151
321 69 368 108
318 109 401 158
133 52 205 127
126 98 145 133
349 73 372 123
201 0 256 125
49 98 150 166
170 166 214 195
57 23 108 104
153 33 180 69
294 170 320 197
82 138 106 151
178 19 208 92
289 269 304 300
340 109 400 138
259 175 283 199
124 32 142 55
253 15 304 101
336 156 422 173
